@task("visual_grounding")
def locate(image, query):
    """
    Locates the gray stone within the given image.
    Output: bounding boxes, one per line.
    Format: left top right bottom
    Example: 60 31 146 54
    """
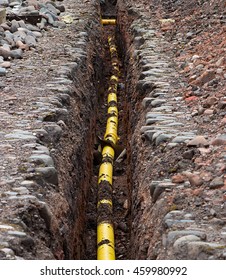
8 195 38 201
20 180 37 188
172 135 194 143
142 97 154 108
159 121 182 127
38 201 52 229
0 0 9 6
10 19 19 33
183 149 195 159
29 154 54 167
136 79 156 93
25 34 37 47
149 181 161 196
146 112 169 118
33 145 50 155
0 224 14 230
146 116 175 124
57 93 70 105
0 67 6 75
49 97 63 108
44 123 62 142
13 30 27 42
209 177 224 189
32 31 42 38
9 0 22 8
173 235 201 251
167 230 206 245
38 18 47 29
0 248 14 257
152 106 173 112
17 20 27 29
5 130 37 140
152 181 177 202
46 3 61 15
152 92 167 98
10 48 23 59
26 23 40 32
144 130 158 141
35 167 58 185
12 187 29 195
152 131 164 141
151 99 166 107
155 134 173 145
164 210 184 220
32 129 49 142
8 231 27 237
4 191 18 196
186 32 194 39
164 219 195 228
187 241 226 258
140 69 165 79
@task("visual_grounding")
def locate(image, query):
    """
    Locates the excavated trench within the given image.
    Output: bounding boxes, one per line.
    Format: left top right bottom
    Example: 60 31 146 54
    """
53 1 150 260
49 2 132 260
2 0 225 261
83 4 130 260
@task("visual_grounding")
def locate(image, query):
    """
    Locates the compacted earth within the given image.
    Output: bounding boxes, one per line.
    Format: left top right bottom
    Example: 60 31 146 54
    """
0 0 225 260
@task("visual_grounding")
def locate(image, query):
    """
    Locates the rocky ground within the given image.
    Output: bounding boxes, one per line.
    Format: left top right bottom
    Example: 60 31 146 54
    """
117 0 226 259
0 0 225 260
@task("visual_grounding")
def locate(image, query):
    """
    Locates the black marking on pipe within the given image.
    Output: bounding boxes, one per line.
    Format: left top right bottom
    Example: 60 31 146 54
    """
102 155 114 164
97 239 114 248
98 174 112 182
107 112 117 118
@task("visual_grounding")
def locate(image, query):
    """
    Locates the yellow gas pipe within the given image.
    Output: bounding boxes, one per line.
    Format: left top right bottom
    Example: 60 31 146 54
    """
97 33 120 260
101 19 116 25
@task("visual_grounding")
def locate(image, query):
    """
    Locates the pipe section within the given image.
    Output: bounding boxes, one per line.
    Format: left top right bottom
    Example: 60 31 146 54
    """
101 19 116 25
97 35 120 260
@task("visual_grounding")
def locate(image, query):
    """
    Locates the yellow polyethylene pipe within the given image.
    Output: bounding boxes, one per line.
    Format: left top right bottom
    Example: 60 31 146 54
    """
105 127 118 144
102 145 115 158
98 161 113 185
108 93 117 103
97 223 115 260
110 75 118 82
101 19 116 25
97 199 113 207
97 36 119 260
108 108 118 117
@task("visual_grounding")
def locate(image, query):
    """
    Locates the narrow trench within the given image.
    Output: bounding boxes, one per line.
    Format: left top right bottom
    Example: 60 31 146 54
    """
83 3 130 260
